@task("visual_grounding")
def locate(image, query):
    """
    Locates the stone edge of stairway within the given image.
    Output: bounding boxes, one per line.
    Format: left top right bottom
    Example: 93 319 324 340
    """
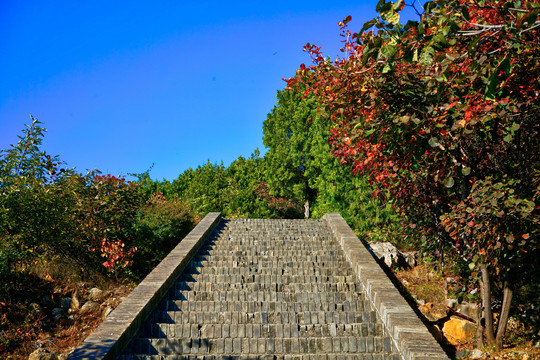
322 213 450 360
67 212 222 360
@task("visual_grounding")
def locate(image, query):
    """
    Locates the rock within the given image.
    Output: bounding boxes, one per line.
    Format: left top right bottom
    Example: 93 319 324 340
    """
446 298 458 309
442 316 476 345
59 297 71 309
456 302 480 321
57 352 71 360
469 349 484 359
28 348 55 360
41 295 55 308
52 307 64 322
455 349 472 359
71 291 80 310
88 287 104 302
80 301 100 314
419 303 448 322
369 242 402 268
30 303 42 315
401 251 418 268
102 306 113 320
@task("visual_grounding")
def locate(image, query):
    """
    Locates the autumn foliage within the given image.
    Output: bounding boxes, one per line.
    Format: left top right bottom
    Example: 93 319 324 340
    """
288 0 539 348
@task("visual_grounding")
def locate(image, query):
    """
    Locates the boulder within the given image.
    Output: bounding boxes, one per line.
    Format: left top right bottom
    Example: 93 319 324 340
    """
51 308 64 322
401 251 418 268
446 298 458 309
369 242 402 268
102 306 113 320
41 295 55 308
30 303 42 316
80 301 100 314
456 302 480 321
442 316 476 345
59 297 71 309
88 287 104 302
419 303 448 322
28 348 55 360
71 291 80 311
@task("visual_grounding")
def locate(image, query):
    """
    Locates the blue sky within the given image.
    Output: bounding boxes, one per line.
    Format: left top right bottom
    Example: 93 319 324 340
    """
1 1 419 181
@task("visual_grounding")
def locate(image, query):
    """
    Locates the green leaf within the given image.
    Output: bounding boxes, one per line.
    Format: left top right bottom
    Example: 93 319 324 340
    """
424 1 436 12
462 167 471 176
362 19 377 32
392 0 404 11
486 72 499 99
376 0 387 12
418 21 425 35
498 58 512 74
461 6 470 21
444 176 455 188
428 137 440 148
527 9 540 26
419 46 435 66
382 10 400 25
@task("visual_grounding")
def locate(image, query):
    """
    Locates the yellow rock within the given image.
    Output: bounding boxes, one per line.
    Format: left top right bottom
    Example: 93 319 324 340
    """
442 316 476 345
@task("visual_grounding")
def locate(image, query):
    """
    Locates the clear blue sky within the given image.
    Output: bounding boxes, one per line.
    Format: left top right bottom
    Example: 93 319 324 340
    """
1 1 418 181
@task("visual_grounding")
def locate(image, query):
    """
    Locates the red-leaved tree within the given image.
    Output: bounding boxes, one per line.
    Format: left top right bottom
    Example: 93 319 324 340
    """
289 0 539 348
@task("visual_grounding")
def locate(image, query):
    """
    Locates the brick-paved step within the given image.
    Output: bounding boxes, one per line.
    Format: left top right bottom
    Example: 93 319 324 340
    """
142 322 383 339
165 290 365 303
182 267 354 276
157 299 369 313
119 354 400 360
173 282 362 293
126 336 393 355
177 274 358 285
146 310 379 327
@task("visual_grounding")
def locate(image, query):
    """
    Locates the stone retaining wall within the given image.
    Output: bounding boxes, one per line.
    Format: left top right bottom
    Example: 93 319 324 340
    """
322 213 450 360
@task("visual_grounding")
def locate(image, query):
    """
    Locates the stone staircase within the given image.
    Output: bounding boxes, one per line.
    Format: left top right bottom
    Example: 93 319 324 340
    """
118 218 400 360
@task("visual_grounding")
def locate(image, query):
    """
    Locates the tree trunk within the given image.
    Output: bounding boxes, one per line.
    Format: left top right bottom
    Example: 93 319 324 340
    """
304 199 310 219
495 272 514 350
480 263 496 346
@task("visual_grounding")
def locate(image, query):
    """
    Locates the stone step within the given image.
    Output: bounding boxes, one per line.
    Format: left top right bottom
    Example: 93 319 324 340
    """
181 267 354 276
166 290 365 303
119 355 401 360
197 249 343 257
187 260 352 269
173 282 362 293
157 299 368 313
177 274 358 285
141 322 383 339
191 255 346 263
147 310 379 327
126 336 394 355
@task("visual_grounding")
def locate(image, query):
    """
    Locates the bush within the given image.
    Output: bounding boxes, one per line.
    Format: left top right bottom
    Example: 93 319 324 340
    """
130 193 195 279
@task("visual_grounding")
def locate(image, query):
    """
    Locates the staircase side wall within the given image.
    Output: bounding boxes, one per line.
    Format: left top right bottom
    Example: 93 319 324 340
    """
322 213 450 360
68 212 222 360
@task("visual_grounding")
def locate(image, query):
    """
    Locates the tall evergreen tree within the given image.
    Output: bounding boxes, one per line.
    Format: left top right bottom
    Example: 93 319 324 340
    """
262 88 322 218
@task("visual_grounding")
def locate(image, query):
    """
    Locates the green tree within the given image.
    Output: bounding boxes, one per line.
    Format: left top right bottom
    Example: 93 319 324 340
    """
263 87 326 218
